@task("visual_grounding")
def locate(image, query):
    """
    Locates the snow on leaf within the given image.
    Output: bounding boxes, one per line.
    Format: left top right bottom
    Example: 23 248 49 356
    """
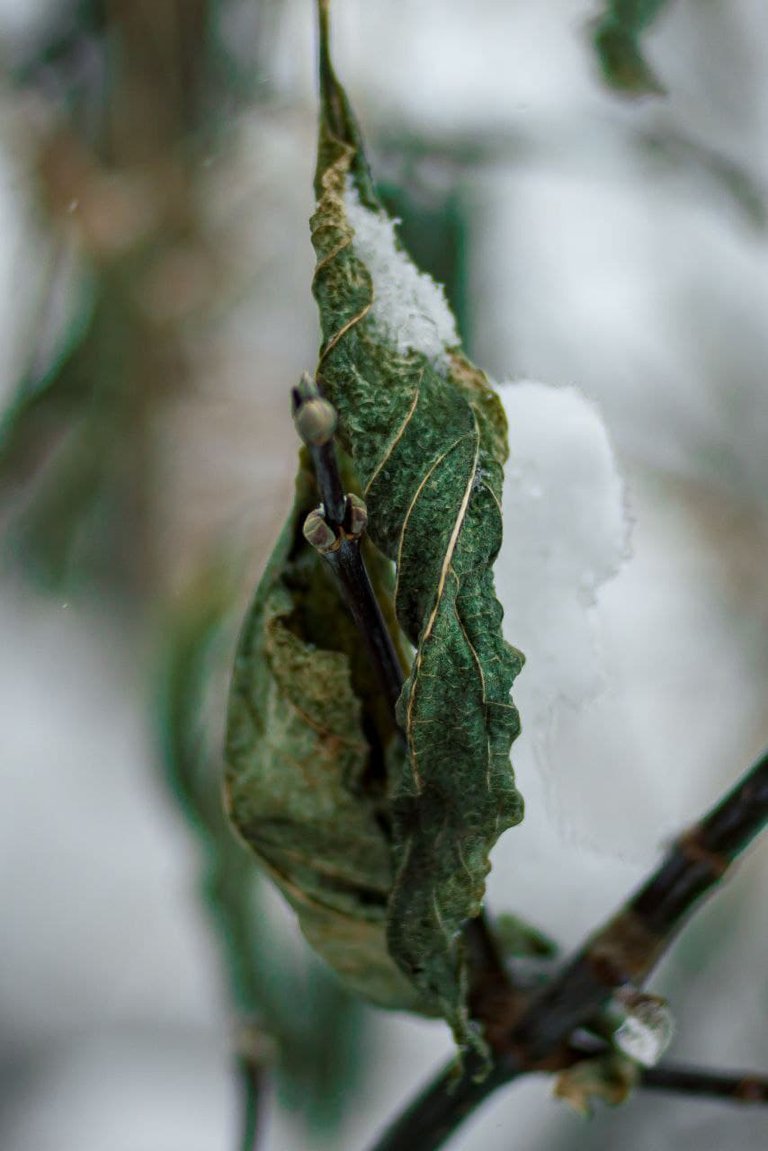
310 0 523 1058
342 182 459 363
496 382 627 710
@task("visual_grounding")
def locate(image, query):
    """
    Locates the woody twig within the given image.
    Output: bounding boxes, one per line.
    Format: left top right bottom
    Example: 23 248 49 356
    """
367 748 768 1151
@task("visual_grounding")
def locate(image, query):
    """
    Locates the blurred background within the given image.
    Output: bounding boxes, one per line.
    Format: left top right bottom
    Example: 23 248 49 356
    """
0 1 767 1149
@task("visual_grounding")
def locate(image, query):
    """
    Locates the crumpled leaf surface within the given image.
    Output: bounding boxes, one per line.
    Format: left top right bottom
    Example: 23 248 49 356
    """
592 0 670 96
308 1 524 1051
226 461 429 1014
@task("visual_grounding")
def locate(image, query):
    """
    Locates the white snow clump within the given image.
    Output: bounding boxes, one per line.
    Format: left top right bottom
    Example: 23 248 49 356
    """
343 181 459 363
495 380 630 842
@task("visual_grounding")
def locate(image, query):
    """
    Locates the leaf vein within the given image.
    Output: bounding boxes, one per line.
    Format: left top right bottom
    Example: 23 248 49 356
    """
404 426 481 788
364 377 421 497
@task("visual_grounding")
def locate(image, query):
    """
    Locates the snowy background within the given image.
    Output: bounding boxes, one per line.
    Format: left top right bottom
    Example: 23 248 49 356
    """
1 2 767 1149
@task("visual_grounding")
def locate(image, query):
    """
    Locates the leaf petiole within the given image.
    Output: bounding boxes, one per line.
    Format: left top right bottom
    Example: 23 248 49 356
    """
292 373 406 717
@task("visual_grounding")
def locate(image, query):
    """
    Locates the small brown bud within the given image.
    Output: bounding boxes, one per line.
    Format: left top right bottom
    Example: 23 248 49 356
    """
303 507 339 553
344 493 368 540
294 397 338 446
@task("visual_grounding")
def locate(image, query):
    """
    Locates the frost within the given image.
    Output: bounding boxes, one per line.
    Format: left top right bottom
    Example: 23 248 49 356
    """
344 181 459 363
495 380 630 843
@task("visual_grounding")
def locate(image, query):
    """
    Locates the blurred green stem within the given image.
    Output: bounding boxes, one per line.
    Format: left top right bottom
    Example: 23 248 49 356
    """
237 1047 264 1151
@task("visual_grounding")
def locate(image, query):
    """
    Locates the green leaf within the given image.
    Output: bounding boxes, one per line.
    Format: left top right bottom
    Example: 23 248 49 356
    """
226 460 431 1016
592 1 671 96
309 0 523 1054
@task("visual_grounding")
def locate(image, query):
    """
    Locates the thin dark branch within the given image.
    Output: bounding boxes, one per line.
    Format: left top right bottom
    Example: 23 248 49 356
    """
324 537 405 718
640 1062 768 1105
367 747 768 1151
292 372 347 526
503 747 768 1065
369 1052 522 1151
292 374 405 716
366 1055 518 1151
465 905 513 989
567 1035 768 1107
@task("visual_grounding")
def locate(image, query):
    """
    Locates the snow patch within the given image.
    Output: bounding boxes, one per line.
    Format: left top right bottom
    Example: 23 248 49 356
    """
343 181 459 363
496 380 630 846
